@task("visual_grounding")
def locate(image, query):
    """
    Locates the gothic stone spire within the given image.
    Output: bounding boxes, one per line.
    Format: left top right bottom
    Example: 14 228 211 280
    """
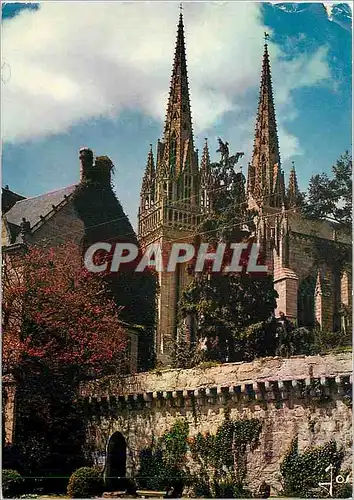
140 144 156 210
249 37 284 209
200 138 212 211
287 161 300 208
200 138 211 179
161 10 195 178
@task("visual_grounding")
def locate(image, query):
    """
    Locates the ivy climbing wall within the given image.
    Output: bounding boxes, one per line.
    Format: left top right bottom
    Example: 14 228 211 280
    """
81 352 352 494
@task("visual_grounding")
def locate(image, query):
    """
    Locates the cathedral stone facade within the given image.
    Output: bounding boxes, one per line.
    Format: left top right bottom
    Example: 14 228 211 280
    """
138 13 351 364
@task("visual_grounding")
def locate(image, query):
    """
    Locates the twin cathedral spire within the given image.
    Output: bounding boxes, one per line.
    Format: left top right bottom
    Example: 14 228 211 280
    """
137 11 303 363
138 11 200 243
247 38 284 209
139 12 300 241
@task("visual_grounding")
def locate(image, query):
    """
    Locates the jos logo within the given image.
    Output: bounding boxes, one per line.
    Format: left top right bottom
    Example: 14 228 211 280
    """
318 464 352 497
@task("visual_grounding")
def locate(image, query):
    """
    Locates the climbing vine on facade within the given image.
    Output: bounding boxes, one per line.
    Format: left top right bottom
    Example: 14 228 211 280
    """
188 417 262 497
136 416 262 497
280 437 350 498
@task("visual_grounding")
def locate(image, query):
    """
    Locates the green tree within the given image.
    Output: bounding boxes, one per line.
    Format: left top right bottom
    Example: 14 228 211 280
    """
302 151 352 231
176 141 278 365
179 272 277 363
137 420 189 491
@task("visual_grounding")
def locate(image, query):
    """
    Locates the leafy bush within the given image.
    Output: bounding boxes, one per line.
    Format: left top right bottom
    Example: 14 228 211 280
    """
236 320 277 361
2 469 25 498
67 467 104 498
136 445 166 490
188 417 261 497
213 475 235 498
313 328 352 353
276 325 315 357
333 470 353 498
189 472 212 497
138 417 260 497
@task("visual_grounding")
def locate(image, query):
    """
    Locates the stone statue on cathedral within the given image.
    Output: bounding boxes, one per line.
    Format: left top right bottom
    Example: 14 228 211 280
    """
216 137 229 164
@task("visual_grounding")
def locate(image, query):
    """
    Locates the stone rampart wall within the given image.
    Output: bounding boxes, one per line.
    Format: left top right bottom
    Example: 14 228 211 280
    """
81 353 352 494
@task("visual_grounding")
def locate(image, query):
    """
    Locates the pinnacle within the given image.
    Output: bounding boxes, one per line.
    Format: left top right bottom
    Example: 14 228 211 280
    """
250 38 282 206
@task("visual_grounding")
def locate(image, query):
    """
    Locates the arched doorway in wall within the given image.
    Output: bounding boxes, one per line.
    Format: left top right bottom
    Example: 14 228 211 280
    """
103 431 127 491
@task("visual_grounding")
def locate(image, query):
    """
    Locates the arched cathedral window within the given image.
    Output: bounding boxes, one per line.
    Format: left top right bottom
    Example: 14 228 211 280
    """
170 133 177 173
333 270 341 332
298 276 316 328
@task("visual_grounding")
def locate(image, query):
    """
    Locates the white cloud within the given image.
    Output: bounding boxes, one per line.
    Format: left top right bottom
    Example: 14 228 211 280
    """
2 1 332 160
323 2 353 19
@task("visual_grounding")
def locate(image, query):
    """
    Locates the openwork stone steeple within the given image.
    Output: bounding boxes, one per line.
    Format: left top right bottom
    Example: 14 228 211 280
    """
140 144 156 211
248 35 285 209
139 9 200 238
138 10 202 364
200 138 212 211
160 12 195 177
287 161 300 208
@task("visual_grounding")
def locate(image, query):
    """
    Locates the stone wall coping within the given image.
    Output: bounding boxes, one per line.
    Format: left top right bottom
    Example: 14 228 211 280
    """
80 352 352 401
83 373 351 405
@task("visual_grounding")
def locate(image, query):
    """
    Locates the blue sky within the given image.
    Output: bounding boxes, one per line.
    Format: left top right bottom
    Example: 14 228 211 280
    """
2 2 352 229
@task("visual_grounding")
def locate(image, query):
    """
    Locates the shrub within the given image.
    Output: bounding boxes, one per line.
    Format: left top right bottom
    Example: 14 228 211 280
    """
213 475 235 498
2 469 25 498
189 473 212 498
335 482 352 498
136 445 166 490
276 326 315 357
313 328 352 353
67 467 104 498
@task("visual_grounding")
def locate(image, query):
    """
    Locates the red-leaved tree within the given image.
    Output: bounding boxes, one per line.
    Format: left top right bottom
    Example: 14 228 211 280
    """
2 242 127 479
3 241 127 379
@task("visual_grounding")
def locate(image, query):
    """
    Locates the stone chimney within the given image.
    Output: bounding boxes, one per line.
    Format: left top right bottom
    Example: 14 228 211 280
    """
79 148 113 186
94 156 114 186
20 217 31 243
79 147 94 182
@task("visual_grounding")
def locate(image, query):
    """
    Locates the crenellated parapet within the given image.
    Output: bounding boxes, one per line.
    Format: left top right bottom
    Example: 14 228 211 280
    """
80 352 352 414
82 374 352 414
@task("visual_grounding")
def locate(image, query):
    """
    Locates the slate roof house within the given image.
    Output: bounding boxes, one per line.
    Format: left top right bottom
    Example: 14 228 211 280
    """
2 153 150 376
